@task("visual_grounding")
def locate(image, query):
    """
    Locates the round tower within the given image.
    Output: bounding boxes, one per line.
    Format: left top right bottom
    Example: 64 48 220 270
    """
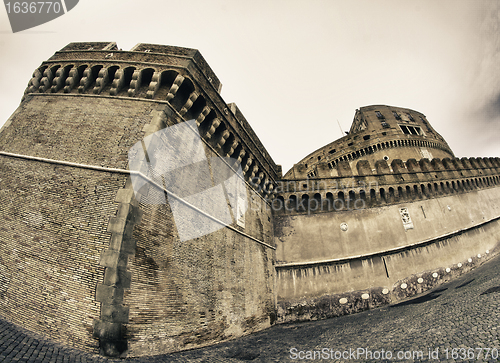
285 105 454 178
0 42 279 357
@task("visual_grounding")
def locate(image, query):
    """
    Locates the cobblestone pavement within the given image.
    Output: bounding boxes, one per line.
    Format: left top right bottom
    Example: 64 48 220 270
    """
1 254 499 363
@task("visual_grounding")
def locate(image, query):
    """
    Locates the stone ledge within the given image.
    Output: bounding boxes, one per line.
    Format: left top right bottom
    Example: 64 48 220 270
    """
98 250 128 269
100 304 130 324
95 284 124 305
109 234 137 256
103 267 131 289
93 178 144 357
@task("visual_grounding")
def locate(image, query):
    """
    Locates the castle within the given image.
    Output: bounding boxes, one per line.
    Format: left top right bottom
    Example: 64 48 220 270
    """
0 42 499 357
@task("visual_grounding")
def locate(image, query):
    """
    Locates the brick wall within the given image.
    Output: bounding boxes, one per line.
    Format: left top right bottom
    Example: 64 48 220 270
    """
0 90 277 357
0 155 127 352
0 95 153 168
123 144 276 357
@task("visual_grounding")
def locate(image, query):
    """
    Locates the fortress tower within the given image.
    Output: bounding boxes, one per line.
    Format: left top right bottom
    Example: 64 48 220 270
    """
0 42 280 357
0 42 500 358
285 105 454 179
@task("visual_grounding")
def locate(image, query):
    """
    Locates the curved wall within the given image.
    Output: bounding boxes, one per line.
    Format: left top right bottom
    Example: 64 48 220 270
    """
285 105 454 179
0 155 127 351
0 42 279 357
275 187 500 286
274 157 500 322
276 215 500 323
124 180 275 357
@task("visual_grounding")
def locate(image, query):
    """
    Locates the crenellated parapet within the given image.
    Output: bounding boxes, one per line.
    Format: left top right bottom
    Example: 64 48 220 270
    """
20 42 281 196
273 156 500 214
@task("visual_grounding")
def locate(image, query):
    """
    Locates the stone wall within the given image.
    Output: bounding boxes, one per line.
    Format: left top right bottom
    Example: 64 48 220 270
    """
0 42 280 357
274 182 500 323
124 183 275 357
0 95 153 168
0 155 128 351
274 157 500 211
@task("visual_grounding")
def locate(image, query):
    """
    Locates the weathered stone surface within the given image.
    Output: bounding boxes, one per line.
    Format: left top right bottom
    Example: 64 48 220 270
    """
0 42 279 358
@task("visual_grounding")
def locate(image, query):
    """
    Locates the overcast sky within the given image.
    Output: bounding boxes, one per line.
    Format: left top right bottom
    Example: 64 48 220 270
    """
0 0 498 174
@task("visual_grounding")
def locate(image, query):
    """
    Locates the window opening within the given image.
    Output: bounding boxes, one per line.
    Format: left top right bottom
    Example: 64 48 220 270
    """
400 125 410 134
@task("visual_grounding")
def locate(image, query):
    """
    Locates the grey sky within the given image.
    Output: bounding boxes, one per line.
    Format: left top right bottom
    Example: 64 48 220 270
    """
0 0 498 174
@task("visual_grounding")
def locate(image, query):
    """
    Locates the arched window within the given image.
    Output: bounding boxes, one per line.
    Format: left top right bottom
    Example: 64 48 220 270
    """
40 65 61 92
335 192 345 210
387 187 394 202
288 195 297 210
52 64 73 93
370 189 376 203
119 66 136 95
185 95 207 123
312 193 322 212
380 188 386 202
198 110 217 139
300 194 309 212
154 70 178 99
397 187 403 200
325 192 334 211
80 64 103 93
65 64 87 93
402 186 409 200
100 65 117 93
135 67 155 97
170 77 195 111
348 190 355 201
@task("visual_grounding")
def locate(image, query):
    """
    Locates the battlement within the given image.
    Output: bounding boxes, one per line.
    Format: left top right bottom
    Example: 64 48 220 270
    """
59 42 119 52
23 42 221 98
18 42 280 194
48 42 222 92
274 156 500 214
